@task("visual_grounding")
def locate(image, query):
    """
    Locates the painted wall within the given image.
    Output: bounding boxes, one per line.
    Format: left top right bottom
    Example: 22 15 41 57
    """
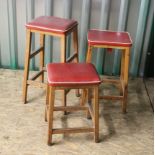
0 0 154 76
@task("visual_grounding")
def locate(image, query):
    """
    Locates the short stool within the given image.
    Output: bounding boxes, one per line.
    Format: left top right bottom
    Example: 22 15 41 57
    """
46 63 101 145
86 30 132 113
23 16 79 104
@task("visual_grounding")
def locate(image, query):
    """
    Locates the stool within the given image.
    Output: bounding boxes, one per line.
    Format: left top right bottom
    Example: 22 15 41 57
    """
46 63 101 145
22 16 79 104
86 30 132 113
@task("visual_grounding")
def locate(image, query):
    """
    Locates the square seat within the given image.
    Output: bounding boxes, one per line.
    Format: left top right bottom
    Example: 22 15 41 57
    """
88 29 132 47
47 63 101 86
26 16 78 34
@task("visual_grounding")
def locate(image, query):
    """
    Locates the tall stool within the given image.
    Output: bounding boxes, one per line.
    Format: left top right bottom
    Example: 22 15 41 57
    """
23 16 79 104
86 30 132 113
46 63 101 145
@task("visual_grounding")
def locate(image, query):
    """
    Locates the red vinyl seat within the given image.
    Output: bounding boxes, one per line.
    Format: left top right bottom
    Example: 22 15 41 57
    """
88 29 132 47
47 63 101 86
26 16 78 34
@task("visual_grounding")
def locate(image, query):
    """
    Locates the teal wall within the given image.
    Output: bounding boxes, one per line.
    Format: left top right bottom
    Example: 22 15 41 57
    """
0 0 154 77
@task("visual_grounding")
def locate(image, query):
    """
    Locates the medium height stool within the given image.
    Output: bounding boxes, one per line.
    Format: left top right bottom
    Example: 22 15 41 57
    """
86 30 132 113
46 63 101 145
23 16 79 104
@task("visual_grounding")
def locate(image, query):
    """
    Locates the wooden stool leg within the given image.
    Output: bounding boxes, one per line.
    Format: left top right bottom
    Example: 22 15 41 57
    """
47 87 55 145
39 34 45 82
86 45 93 63
122 48 130 113
80 89 87 106
73 27 80 97
45 85 49 122
73 26 79 63
94 86 99 143
22 29 32 104
87 89 92 119
61 35 67 114
86 45 93 114
120 50 125 96
63 90 67 115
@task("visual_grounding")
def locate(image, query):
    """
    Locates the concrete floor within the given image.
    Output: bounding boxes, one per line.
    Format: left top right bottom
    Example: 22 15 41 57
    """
0 69 153 155
144 78 154 109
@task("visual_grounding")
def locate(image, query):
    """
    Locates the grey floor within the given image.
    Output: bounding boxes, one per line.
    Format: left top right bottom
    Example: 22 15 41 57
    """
0 69 154 155
144 78 154 109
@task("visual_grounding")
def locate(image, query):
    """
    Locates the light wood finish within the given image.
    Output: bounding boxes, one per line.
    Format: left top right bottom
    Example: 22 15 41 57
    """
46 84 100 145
60 35 67 114
47 87 55 145
52 127 94 134
22 25 79 104
60 35 67 63
54 106 88 112
86 46 93 63
120 50 125 95
73 28 80 97
122 48 130 113
73 27 79 63
99 95 123 100
94 86 99 142
27 80 46 88
67 53 78 62
30 47 44 58
45 85 49 122
30 70 44 81
87 89 92 119
39 34 45 82
80 89 87 106
22 30 32 104
86 44 130 113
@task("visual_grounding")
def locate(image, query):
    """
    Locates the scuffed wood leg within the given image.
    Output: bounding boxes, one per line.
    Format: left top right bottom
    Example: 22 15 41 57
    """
39 34 45 82
122 48 130 113
47 87 55 146
94 86 99 143
45 85 49 122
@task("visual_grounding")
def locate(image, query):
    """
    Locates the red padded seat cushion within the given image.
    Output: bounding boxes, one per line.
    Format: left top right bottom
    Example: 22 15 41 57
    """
47 63 101 86
26 16 78 34
88 29 132 47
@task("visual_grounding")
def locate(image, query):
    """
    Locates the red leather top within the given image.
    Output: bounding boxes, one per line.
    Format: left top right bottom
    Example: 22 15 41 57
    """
88 29 132 47
26 16 78 34
47 63 101 86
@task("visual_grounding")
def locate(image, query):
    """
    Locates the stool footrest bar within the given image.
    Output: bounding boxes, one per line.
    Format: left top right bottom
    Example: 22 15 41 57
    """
30 46 44 58
67 53 78 62
102 79 120 84
52 127 94 134
30 70 44 80
87 102 94 120
99 95 123 100
54 106 88 112
27 80 46 88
